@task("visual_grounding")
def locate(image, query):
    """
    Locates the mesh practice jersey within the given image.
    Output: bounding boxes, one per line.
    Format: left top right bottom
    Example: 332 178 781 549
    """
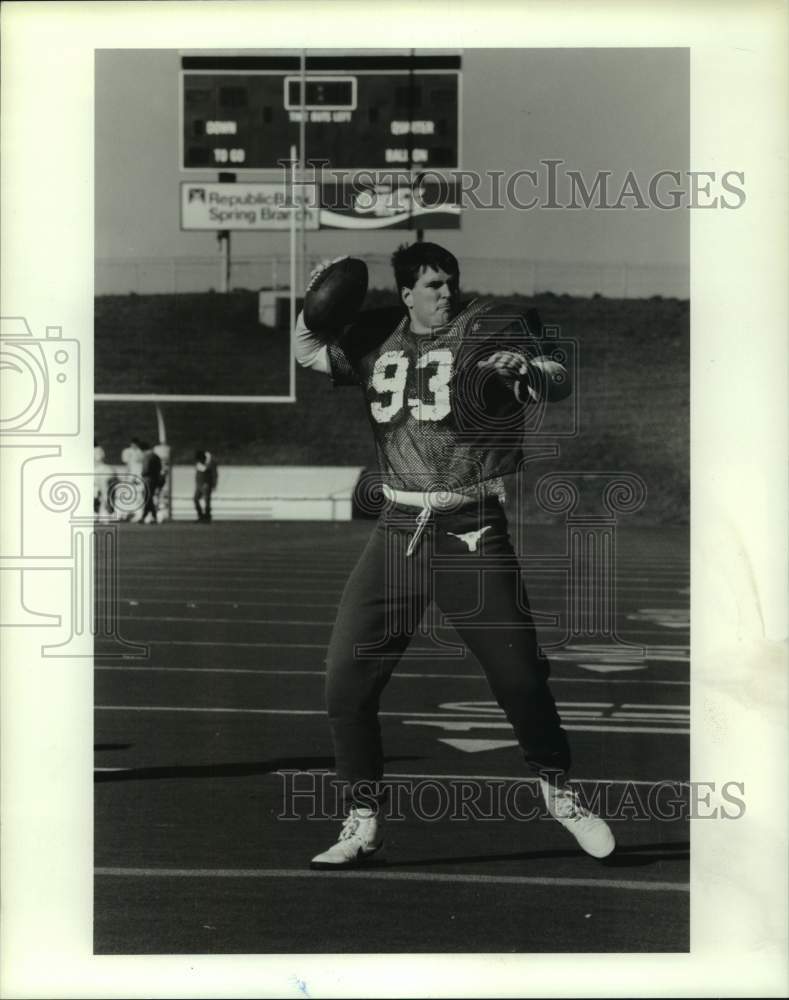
327 299 547 494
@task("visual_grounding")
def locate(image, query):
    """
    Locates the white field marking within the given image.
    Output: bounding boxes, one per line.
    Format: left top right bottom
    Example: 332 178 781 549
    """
612 712 689 721
440 700 613 712
119 615 335 626
552 644 688 657
92 766 690 788
95 665 479 679
92 665 690 686
113 566 690 578
97 656 691 687
105 580 689 593
564 724 687 735
621 703 690 710
92 705 670 720
109 566 689 579
435 701 686 717
99 591 689 608
407 720 577 731
100 599 341 610
112 586 346 596
117 615 687 640
141 640 328 649
96 705 326 715
94 706 689 734
117 616 689 639
109 569 358 579
547 632 689 639
538 677 689 686
93 867 689 893
578 665 645 675
439 738 520 753
384 772 690 787
405 720 688 735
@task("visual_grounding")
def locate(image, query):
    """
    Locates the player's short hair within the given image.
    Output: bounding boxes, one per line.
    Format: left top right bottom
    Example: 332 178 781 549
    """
195 450 206 463
391 242 460 294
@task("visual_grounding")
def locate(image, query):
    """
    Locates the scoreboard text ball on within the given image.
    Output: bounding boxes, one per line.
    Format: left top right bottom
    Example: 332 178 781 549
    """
181 54 461 172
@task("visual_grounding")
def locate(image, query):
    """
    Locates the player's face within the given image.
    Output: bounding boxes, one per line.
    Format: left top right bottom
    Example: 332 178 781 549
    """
402 266 459 333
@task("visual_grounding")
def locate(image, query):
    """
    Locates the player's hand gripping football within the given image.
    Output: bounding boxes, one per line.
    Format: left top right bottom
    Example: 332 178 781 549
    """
306 256 350 293
477 350 530 389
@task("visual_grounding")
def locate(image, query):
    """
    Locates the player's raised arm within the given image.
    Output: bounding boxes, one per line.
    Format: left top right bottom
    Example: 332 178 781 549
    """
295 256 369 379
294 309 331 374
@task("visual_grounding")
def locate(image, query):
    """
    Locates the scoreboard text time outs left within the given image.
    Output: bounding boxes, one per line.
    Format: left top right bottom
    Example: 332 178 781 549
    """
181 54 461 172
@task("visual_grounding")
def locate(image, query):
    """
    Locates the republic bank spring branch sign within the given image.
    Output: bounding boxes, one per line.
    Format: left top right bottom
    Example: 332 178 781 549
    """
180 183 320 231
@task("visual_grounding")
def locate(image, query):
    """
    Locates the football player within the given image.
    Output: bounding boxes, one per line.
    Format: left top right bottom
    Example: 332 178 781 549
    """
296 242 614 867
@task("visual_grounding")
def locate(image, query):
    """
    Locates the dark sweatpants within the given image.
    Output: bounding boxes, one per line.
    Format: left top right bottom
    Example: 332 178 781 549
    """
325 498 570 804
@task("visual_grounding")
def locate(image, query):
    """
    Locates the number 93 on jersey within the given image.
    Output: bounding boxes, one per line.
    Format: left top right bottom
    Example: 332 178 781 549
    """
369 349 453 424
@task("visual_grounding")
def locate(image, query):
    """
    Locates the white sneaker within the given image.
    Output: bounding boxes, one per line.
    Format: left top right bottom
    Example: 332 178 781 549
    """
310 806 384 870
540 779 615 858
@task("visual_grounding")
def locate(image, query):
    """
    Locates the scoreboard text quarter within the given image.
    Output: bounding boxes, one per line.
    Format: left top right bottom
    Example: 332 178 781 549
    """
180 54 461 172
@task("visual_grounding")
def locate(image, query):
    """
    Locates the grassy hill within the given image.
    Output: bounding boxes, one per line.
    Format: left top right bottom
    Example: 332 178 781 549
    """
95 291 290 396
95 290 688 522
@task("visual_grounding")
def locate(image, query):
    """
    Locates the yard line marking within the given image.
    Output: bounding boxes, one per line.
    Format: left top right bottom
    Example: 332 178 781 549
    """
133 640 329 649
119 615 335 626
96 705 323 715
92 706 562 719
101 593 690 609
94 866 688 893
96 658 691 686
551 678 690 686
93 665 690 687
111 570 690 582
613 712 689 721
563 724 688 735
99 599 341 610
406 721 689 735
108 569 360 580
113 586 346 596
96 665 482 679
383 772 690 787
92 767 689 787
621 703 691 710
94 706 689 734
105 580 690 594
119 618 689 639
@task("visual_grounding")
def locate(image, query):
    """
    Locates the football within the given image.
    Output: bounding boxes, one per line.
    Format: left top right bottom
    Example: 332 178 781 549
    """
303 257 368 335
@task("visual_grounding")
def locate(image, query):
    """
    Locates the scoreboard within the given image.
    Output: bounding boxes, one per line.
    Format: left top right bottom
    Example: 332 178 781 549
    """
181 54 461 172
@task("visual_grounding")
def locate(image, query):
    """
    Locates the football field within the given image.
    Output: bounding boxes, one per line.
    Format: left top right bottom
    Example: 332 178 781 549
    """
94 520 689 954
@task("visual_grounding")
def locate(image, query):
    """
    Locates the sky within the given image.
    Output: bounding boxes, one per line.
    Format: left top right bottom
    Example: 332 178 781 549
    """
95 47 689 294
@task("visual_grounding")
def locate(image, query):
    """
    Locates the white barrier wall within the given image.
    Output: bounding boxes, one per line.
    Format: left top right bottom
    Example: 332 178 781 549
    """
170 465 364 521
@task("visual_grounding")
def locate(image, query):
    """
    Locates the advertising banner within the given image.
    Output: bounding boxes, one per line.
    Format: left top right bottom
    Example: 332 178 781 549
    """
320 179 461 230
180 182 319 231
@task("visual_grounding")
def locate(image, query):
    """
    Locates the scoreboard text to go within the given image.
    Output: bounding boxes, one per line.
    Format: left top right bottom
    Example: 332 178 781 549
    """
181 54 461 172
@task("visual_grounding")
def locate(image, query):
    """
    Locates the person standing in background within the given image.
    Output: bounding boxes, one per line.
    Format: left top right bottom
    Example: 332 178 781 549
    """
93 439 113 515
194 450 218 523
140 441 163 525
121 437 145 522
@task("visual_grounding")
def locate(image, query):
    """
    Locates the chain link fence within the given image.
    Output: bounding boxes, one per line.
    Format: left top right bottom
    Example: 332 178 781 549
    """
96 254 688 299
